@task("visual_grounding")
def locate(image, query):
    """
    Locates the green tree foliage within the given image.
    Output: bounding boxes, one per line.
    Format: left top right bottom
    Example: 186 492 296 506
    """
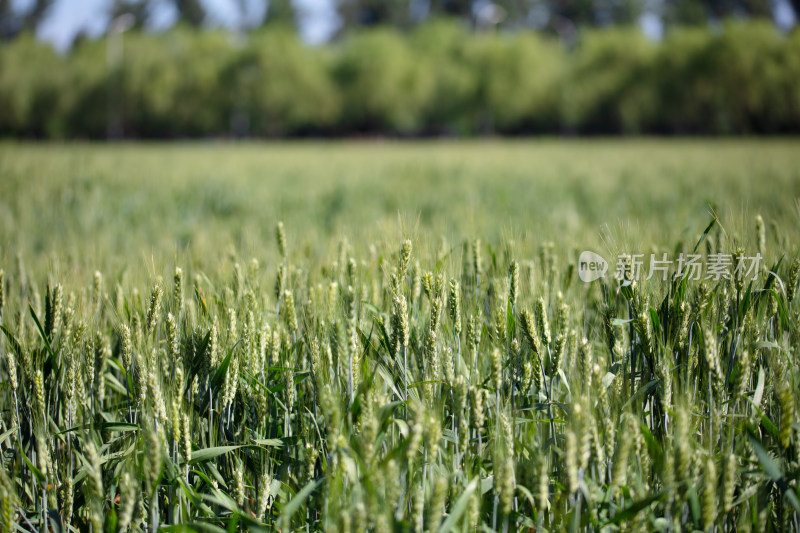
0 34 64 136
335 28 433 132
119 29 233 136
786 29 800 129
0 0 54 40
411 20 479 133
223 28 341 135
561 27 656 133
645 21 792 133
662 0 773 26
703 21 788 133
20 0 54 32
172 0 206 27
336 0 411 28
0 22 799 137
429 0 473 19
261 0 298 27
61 38 109 138
470 32 565 132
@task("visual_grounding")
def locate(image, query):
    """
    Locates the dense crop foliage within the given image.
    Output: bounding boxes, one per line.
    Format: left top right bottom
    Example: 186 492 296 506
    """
2 21 800 137
0 142 799 531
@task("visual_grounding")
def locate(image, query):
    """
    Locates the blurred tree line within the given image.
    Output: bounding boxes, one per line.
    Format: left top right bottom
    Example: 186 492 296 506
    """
3 0 791 40
1 0 799 136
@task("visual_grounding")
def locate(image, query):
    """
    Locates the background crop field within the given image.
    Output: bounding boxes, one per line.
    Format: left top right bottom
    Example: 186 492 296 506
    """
2 140 800 273
1 140 800 532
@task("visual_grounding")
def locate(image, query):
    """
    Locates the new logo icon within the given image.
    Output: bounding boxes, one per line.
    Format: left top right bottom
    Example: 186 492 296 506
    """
578 251 608 282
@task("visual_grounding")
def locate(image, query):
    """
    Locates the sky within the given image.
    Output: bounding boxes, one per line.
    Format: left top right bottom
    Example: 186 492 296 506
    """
16 0 341 50
11 0 799 51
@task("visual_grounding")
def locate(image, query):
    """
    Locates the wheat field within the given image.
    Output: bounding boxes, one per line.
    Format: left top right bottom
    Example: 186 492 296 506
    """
0 140 799 532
